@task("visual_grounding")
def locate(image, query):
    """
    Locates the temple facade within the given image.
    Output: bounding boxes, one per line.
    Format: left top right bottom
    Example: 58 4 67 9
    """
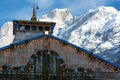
0 6 119 80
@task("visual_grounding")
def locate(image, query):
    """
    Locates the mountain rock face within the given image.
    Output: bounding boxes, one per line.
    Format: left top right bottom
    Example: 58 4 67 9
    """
40 6 120 64
0 22 14 47
0 6 120 64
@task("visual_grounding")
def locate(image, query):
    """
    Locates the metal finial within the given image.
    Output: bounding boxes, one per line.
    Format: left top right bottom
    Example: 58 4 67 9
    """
31 5 37 21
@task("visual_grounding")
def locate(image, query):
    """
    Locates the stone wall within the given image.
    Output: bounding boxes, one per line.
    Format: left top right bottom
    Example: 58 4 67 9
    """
0 36 118 74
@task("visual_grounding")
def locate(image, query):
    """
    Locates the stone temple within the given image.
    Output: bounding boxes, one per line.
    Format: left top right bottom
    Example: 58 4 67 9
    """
0 6 119 80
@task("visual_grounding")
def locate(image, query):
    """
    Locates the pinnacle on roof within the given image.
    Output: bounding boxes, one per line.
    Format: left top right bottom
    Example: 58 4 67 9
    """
31 5 39 21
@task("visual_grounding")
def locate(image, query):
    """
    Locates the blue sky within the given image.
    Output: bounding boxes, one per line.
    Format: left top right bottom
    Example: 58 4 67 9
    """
0 0 120 27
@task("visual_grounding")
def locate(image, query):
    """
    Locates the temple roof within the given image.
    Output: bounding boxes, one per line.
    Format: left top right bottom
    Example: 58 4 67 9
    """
0 34 119 70
13 20 56 31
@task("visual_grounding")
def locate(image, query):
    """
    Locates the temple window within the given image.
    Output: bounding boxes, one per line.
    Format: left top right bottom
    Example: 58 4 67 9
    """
32 26 36 31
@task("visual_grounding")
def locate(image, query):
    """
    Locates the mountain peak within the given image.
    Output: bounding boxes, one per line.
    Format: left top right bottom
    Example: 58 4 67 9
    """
98 6 118 13
40 8 72 21
0 22 13 37
84 6 119 24
98 6 117 12
53 8 70 13
0 22 14 47
88 6 118 16
39 8 73 35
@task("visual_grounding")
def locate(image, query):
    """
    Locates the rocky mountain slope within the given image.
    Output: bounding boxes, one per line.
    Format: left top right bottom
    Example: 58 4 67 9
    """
40 6 120 64
0 22 14 47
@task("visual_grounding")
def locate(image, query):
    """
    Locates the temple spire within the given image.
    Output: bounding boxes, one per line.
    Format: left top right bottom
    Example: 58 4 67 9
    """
31 6 37 21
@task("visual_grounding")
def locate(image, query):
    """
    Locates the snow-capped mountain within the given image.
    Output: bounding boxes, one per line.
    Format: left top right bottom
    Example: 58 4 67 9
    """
0 22 14 47
39 6 120 64
0 6 120 64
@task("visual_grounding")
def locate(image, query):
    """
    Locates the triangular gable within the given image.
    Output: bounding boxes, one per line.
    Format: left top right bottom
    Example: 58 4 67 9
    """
48 34 119 70
0 34 119 70
0 34 45 51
